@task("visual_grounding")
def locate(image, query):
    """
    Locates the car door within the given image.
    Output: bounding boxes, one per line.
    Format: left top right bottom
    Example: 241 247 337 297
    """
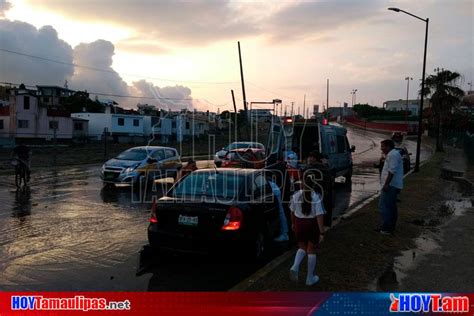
162 148 179 177
322 129 338 175
151 149 166 176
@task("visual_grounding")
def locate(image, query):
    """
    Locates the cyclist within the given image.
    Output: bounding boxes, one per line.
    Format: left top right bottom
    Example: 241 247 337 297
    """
12 141 31 181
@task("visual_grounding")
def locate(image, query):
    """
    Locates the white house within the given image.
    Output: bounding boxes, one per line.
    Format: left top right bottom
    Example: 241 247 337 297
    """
71 112 145 140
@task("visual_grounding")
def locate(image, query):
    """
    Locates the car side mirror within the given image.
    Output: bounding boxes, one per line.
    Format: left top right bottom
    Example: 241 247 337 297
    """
147 158 158 164
350 145 356 152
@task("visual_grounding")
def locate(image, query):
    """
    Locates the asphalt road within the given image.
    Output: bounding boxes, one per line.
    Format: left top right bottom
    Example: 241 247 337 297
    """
0 128 432 290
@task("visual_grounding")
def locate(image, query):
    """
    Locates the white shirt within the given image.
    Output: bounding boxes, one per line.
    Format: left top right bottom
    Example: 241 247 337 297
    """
381 148 404 189
289 190 326 219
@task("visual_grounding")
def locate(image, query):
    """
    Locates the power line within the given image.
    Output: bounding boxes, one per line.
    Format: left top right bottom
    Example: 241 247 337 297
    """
0 48 238 85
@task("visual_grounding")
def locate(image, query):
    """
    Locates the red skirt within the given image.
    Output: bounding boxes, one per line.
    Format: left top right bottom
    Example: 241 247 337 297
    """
294 217 320 245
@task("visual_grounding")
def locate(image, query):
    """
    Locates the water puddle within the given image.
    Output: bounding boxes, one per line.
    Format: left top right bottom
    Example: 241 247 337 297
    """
370 198 473 291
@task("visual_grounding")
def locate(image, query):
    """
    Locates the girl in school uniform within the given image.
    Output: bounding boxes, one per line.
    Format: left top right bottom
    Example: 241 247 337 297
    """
289 175 326 286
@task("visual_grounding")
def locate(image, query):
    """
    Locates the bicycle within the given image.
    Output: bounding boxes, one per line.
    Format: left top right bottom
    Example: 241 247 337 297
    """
12 159 29 188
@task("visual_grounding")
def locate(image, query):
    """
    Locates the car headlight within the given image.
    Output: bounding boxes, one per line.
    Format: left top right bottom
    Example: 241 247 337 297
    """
124 164 139 174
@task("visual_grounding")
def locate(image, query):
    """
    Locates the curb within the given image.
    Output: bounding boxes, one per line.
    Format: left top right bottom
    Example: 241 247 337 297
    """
229 156 431 291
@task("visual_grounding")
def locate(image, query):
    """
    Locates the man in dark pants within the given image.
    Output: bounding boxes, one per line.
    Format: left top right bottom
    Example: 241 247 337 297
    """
378 139 404 234
13 141 31 181
302 151 334 227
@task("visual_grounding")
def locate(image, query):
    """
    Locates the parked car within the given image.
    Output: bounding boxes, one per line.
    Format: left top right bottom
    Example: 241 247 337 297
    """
147 168 280 260
376 146 411 174
101 146 181 185
221 148 266 169
214 142 265 167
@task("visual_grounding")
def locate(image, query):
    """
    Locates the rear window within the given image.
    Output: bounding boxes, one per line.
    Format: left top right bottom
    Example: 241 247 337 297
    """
165 149 175 159
171 172 245 200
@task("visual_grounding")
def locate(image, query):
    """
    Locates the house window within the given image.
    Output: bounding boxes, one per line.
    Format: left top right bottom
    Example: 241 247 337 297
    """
133 119 139 127
24 96 30 110
18 120 29 129
172 122 176 128
186 122 190 130
43 96 50 104
0 119 3 129
74 122 83 131
118 118 125 126
49 121 59 130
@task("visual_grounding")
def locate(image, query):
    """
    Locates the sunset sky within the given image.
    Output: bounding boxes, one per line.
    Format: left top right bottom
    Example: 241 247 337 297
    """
1 0 472 112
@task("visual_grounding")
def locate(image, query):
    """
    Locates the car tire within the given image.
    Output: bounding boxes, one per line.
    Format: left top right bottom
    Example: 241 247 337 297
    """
215 161 222 167
244 230 266 262
345 166 353 183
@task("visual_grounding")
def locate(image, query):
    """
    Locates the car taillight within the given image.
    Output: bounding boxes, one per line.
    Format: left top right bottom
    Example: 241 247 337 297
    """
222 206 243 231
149 199 158 224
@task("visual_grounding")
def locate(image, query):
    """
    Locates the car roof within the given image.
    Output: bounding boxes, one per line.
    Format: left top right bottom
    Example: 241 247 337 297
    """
126 146 176 151
193 168 261 175
229 148 264 153
230 141 263 145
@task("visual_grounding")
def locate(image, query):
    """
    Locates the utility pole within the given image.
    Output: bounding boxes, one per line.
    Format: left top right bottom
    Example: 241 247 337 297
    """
291 102 294 117
238 42 248 121
302 94 306 119
231 89 238 141
405 77 413 128
326 79 329 119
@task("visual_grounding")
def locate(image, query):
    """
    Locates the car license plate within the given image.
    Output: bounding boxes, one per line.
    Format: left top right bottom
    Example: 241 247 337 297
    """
104 172 115 179
178 215 198 226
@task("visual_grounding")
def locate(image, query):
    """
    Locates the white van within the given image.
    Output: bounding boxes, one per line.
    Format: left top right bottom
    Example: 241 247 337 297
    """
266 117 355 181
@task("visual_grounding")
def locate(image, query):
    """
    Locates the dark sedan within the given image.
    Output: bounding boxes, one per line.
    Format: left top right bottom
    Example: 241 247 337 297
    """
148 168 280 260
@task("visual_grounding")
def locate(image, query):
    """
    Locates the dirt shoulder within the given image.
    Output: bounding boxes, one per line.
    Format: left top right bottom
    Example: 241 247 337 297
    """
237 153 449 291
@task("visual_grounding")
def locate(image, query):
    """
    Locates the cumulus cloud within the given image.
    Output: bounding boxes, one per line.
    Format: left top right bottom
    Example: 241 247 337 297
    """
0 20 74 85
130 80 193 110
28 0 258 46
0 0 11 17
71 40 130 98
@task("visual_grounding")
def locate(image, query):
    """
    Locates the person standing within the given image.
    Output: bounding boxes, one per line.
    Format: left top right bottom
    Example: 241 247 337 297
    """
12 141 31 181
378 139 404 234
289 175 326 286
175 158 197 182
269 179 289 242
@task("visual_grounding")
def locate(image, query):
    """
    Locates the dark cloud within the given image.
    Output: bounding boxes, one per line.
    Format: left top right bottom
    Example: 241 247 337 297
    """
0 0 11 17
28 0 259 45
0 20 74 85
264 0 383 42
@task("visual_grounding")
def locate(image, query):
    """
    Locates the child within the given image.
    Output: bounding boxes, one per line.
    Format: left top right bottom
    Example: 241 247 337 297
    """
289 175 326 286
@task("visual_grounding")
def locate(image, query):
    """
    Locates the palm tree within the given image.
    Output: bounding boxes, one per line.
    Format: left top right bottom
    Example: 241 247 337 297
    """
423 69 464 152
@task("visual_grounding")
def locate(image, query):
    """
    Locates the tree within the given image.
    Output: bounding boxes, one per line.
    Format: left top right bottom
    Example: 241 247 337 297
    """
63 91 103 113
423 69 464 152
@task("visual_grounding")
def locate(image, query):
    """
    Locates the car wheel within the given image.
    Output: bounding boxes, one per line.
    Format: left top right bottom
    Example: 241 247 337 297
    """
345 167 353 183
215 161 222 167
244 231 266 262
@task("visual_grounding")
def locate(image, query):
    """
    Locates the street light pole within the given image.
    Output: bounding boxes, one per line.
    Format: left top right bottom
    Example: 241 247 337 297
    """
389 7 429 173
405 76 413 128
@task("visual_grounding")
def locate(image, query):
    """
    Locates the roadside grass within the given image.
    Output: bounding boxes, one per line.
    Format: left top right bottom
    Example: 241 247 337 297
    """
246 152 446 291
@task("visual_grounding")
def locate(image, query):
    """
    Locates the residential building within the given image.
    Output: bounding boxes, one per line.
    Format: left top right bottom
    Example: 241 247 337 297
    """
0 84 73 141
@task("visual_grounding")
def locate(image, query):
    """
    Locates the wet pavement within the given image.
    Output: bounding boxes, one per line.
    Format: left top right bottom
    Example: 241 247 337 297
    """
0 128 432 290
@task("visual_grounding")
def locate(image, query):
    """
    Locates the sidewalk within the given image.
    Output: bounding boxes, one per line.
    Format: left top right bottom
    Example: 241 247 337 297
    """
231 148 471 291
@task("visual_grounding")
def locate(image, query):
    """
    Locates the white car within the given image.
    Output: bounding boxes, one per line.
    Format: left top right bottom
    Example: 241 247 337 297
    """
214 142 265 167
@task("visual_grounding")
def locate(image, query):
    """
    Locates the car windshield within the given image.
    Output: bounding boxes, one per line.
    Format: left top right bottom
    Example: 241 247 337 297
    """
171 172 245 200
225 143 252 151
116 149 148 161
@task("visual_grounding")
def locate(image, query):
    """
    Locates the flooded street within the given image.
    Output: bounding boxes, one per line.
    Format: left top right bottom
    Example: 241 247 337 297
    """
0 128 432 290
